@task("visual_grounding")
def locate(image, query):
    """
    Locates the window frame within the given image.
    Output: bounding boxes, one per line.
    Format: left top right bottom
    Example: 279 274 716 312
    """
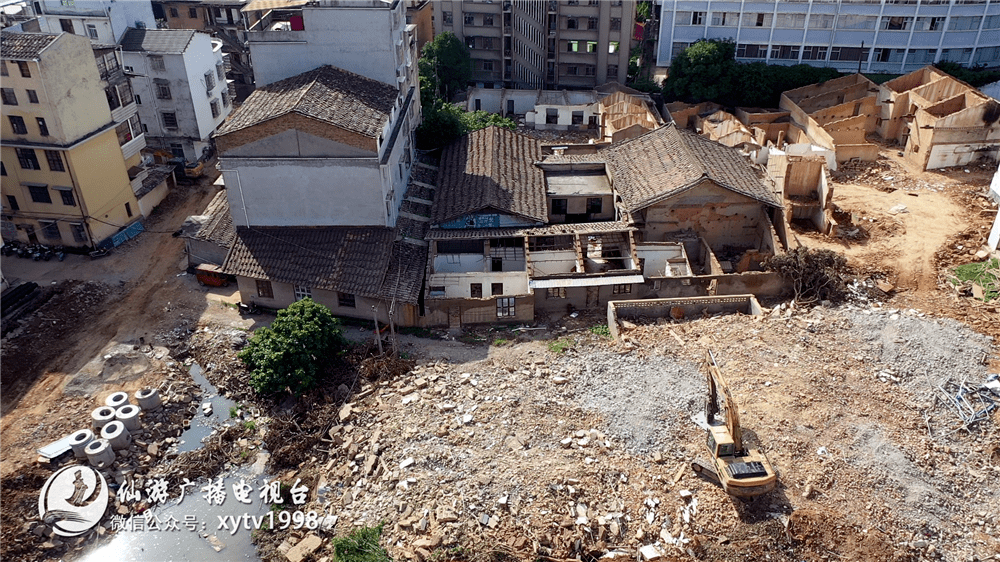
40 220 61 241
17 61 30 77
26 89 38 103
9 115 27 135
496 296 516 318
612 283 632 295
338 292 356 308
294 285 312 301
59 189 75 206
28 185 51 204
16 148 40 170
37 117 49 137
155 82 172 100
45 150 64 172
552 198 568 215
256 279 273 299
1 88 17 105
161 112 178 129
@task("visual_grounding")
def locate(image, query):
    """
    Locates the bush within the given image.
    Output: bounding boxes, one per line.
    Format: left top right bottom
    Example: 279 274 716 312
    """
331 524 391 562
238 298 347 396
416 101 517 150
764 247 849 303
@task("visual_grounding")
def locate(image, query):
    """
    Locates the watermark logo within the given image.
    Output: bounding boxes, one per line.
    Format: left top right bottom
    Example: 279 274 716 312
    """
38 465 109 537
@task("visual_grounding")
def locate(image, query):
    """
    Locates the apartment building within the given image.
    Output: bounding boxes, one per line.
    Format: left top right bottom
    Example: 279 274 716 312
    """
28 0 157 43
120 28 232 162
1 31 151 248
658 0 1000 74
432 0 636 90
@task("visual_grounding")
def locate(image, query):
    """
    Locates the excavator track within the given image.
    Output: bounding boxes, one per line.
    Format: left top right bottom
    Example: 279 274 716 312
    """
691 458 721 485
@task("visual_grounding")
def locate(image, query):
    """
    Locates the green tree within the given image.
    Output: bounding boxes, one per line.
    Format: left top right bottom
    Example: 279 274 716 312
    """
416 102 516 150
934 61 1000 88
419 32 472 104
662 39 737 103
635 1 652 23
238 299 347 396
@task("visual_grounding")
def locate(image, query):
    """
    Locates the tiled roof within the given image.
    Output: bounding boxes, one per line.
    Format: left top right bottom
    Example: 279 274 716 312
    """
0 31 60 60
223 226 396 298
433 126 547 224
604 124 781 210
426 221 636 240
215 65 396 139
192 190 236 246
119 28 196 54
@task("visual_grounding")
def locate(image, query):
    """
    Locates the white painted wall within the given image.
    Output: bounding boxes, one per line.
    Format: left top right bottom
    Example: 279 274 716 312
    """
636 244 688 277
531 250 578 275
434 254 485 273
36 0 155 43
220 159 387 227
183 34 231 141
427 271 531 299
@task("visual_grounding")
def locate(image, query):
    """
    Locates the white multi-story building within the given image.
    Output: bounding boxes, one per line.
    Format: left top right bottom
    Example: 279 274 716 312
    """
657 0 1000 74
121 28 232 162
30 0 156 44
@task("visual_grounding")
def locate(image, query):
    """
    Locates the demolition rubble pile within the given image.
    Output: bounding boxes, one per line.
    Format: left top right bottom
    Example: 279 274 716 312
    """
242 302 997 562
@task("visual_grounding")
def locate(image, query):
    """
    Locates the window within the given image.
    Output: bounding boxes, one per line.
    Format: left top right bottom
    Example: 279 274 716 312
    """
572 110 584 124
736 44 767 59
464 14 475 25
125 202 133 217
466 36 476 49
691 11 705 25
566 18 577 29
135 94 142 105
26 89 38 103
566 65 578 75
610 17 621 31
711 12 738 26
587 41 598 53
829 47 869 61
59 189 75 206
1 162 5 175
496 297 515 317
221 91 230 107
552 198 567 214
338 292 356 308
483 14 494 26
105 86 121 110
983 15 1000 29
838 15 876 30
809 14 834 29
16 148 40 170
607 64 618 77
802 46 828 61
115 120 134 145
567 40 579 52
774 13 806 28
1 88 16 105
881 16 912 30
586 197 602 214
86 23 98 39
60 18 74 33
45 150 63 171
150 56 165 71
162 112 178 129
949 16 982 31
914 17 945 31
210 99 221 118
491 283 503 296
481 60 494 71
169 143 184 157
189 7 198 18
256 279 273 298
216 62 225 82
204 71 216 92
17 61 30 77
470 283 483 298
770 45 800 60
70 223 86 242
294 285 311 301
0 61 6 76
429 285 446 296
9 116 27 135
156 83 171 100
588 17 597 30
28 185 51 203
40 221 61 240
546 287 566 299
443 11 453 25
612 284 631 294
6 195 18 211
742 12 772 27
169 7 179 18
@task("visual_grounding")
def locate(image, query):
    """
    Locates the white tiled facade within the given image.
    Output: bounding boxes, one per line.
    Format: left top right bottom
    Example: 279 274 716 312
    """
657 0 1000 73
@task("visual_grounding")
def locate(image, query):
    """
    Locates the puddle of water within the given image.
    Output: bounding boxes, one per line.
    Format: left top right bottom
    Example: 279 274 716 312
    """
78 363 270 562
177 363 239 453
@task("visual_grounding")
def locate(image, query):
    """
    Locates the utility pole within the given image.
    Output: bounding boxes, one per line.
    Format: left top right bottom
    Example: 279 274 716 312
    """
371 305 383 355
858 41 865 75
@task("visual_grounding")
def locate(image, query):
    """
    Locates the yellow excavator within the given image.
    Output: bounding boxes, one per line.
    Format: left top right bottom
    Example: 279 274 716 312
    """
691 350 778 499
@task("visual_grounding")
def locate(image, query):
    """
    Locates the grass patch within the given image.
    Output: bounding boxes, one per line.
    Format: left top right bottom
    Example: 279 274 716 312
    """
547 337 574 354
589 324 611 338
229 405 239 418
952 258 999 301
242 420 257 431
492 338 510 347
331 523 391 562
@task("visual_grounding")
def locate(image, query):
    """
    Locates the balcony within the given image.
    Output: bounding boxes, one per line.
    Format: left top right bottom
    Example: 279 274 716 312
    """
120 133 146 161
427 271 531 299
110 100 138 127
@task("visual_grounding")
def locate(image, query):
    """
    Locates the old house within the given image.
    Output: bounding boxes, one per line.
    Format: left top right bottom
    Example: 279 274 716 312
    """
214 64 425 325
424 124 785 326
178 189 234 268
877 66 1000 170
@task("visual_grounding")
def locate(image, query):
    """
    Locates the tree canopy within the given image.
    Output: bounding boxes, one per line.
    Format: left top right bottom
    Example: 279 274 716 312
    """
416 102 516 150
239 299 347 396
662 40 841 107
419 32 472 105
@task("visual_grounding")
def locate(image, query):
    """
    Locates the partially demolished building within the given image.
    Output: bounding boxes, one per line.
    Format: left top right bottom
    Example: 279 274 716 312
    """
877 67 1000 170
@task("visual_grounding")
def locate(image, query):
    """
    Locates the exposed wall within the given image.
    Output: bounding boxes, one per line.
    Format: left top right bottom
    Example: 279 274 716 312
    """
635 242 689 277
234 276 412 325
183 33 231 142
608 294 761 341
220 158 387 227
641 181 769 251
426 271 530 299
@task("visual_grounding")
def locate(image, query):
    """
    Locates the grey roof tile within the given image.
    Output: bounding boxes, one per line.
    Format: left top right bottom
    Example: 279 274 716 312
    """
0 31 60 60
215 65 396 139
119 28 197 54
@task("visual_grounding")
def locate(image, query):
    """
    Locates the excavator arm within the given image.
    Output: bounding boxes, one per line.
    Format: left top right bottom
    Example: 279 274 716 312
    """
704 350 743 454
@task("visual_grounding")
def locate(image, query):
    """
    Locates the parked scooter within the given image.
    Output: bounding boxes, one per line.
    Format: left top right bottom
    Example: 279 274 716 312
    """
238 301 260 315
55 247 66 261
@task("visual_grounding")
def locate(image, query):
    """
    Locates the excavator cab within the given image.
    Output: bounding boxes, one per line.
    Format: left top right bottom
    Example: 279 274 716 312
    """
691 350 778 499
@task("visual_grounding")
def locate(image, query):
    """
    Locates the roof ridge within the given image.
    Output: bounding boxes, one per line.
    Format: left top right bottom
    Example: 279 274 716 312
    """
674 127 709 180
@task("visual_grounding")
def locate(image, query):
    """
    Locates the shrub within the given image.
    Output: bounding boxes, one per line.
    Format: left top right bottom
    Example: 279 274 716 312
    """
764 247 849 303
331 524 392 562
238 298 347 396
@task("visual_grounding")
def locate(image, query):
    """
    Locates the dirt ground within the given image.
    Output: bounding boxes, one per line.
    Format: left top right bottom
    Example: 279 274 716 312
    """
1 149 998 562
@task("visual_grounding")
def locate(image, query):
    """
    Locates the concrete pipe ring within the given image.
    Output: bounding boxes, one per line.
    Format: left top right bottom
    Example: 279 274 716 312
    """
116 405 142 431
105 391 131 409
91 407 116 431
100 421 132 451
134 388 162 411
85 438 115 468
70 429 95 459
